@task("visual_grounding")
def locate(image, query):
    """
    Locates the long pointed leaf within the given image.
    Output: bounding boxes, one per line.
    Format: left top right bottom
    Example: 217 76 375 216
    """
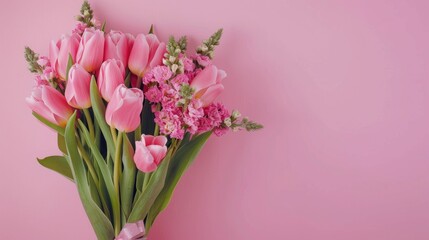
32 112 65 135
127 147 174 222
146 132 211 230
58 134 67 154
65 113 114 240
78 120 120 233
37 155 73 181
90 77 116 157
121 133 136 220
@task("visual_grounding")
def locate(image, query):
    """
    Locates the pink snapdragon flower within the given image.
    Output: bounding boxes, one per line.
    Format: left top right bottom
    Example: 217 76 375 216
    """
133 134 168 173
26 85 73 127
145 87 163 103
49 33 80 80
194 54 211 67
72 22 87 35
154 108 184 139
37 56 50 67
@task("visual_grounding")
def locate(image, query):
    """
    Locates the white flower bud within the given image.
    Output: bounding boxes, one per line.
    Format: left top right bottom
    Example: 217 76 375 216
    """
169 56 176 62
200 44 208 52
224 117 232 127
171 64 178 73
232 110 241 119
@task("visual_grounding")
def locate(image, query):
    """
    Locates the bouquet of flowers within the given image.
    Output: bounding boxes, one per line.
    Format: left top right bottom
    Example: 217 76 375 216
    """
25 1 262 239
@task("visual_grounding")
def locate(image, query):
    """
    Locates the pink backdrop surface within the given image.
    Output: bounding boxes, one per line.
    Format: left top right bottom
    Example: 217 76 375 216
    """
1 0 429 239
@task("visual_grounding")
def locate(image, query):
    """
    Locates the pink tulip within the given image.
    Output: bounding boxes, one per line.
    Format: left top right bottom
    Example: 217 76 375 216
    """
65 64 92 109
76 28 105 72
98 59 125 102
133 134 168 173
190 65 226 107
26 85 73 127
105 84 144 132
104 30 134 67
49 33 80 80
128 34 165 77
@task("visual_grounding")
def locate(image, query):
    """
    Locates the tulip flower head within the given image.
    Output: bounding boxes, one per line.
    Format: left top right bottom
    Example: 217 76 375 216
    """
76 28 105 72
133 134 168 173
49 33 80 80
105 84 144 132
26 84 73 127
65 64 92 109
104 30 134 68
128 34 165 77
98 59 125 102
190 65 225 107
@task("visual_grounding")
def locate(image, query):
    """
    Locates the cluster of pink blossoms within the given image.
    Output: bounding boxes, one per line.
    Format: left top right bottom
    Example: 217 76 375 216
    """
143 55 230 139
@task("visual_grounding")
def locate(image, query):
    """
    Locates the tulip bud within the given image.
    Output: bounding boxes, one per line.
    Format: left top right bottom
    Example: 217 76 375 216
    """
98 59 125 102
49 33 80 80
104 30 134 68
26 85 74 127
190 65 226 107
76 28 105 72
105 85 143 132
65 64 92 109
133 134 168 173
128 34 166 77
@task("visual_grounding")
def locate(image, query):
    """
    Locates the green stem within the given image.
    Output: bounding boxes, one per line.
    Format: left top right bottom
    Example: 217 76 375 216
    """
76 139 99 186
111 126 117 145
154 103 161 136
113 132 123 235
83 108 95 140
135 125 142 142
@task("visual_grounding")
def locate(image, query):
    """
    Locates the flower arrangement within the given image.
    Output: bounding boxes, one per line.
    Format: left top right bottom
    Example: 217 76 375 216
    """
25 1 262 239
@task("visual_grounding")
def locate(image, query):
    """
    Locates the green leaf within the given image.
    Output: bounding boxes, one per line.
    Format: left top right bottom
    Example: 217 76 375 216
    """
32 112 65 135
127 147 175 222
145 132 212 231
78 120 120 233
66 54 73 81
148 24 154 34
37 155 73 181
121 133 136 220
88 170 102 210
90 77 116 157
124 70 131 88
58 134 67 154
65 112 114 240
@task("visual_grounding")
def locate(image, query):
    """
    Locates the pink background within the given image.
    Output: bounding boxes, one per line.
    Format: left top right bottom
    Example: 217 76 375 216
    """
1 0 429 239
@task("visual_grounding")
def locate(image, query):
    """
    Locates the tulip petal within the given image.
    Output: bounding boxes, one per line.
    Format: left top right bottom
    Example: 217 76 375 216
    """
26 95 56 124
146 145 167 165
128 34 150 77
152 136 167 146
134 143 157 173
200 84 224 107
190 65 218 92
42 86 73 120
149 42 166 69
